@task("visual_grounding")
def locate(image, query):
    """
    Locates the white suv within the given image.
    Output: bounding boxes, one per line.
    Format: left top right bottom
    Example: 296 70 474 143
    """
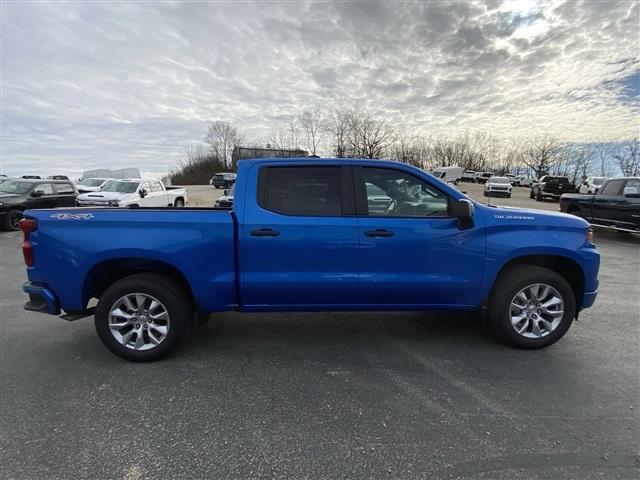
484 176 513 198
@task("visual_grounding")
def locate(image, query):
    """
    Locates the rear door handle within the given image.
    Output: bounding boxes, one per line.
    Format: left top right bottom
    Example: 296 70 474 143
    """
365 229 394 238
250 228 280 237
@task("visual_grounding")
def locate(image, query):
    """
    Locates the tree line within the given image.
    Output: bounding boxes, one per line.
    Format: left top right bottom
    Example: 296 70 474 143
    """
170 109 639 185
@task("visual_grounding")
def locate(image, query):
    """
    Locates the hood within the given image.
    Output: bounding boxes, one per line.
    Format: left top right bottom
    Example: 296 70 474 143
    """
77 186 102 193
480 204 589 229
76 191 129 202
0 192 26 204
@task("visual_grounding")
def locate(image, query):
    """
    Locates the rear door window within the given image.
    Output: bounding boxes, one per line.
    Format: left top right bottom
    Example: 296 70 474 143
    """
54 183 75 194
258 166 345 216
600 180 624 196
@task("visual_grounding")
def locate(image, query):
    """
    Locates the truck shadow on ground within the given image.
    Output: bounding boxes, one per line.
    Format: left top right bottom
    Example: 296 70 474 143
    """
187 310 497 354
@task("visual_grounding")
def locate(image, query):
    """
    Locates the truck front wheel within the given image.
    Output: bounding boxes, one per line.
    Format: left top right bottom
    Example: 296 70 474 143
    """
95 273 192 361
488 266 575 349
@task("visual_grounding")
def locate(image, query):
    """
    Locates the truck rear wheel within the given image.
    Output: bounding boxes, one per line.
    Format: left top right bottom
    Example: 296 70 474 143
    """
488 266 575 349
95 273 192 361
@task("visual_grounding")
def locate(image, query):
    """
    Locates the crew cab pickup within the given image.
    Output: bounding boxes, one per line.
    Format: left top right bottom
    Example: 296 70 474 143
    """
560 177 640 233
76 178 187 208
21 158 600 361
530 176 574 201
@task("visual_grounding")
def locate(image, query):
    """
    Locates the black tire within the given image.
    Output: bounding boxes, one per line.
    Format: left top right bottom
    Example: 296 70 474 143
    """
536 191 543 202
5 209 23 231
483 191 488 197
95 273 193 361
568 208 582 218
174 198 185 208
506 194 511 198
529 190 535 199
488 266 575 349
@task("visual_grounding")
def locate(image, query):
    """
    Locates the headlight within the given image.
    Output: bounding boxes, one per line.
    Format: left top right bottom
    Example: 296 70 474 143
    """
108 200 119 207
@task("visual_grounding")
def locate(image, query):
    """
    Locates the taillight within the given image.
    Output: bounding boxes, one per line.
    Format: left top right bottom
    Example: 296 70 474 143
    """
19 218 38 266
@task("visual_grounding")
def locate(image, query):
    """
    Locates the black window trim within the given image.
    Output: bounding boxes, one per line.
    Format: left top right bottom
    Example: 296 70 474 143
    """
257 165 356 217
352 166 454 219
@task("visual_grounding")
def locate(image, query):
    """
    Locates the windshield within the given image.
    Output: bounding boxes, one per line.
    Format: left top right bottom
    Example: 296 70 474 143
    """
79 178 106 187
0 180 33 194
100 180 139 193
593 177 605 185
491 177 510 184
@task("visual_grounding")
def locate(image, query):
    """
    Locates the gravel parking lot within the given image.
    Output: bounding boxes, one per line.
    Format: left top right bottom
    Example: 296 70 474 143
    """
1 189 638 479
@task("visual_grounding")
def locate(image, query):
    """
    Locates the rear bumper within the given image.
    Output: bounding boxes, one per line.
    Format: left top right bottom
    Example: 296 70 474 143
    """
23 282 61 315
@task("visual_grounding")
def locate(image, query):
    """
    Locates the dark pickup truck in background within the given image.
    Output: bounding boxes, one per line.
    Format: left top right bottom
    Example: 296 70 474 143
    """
0 179 78 230
530 175 575 201
560 177 640 233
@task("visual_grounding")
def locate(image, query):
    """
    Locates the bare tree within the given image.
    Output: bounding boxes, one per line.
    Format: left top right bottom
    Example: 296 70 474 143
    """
522 136 563 179
205 121 244 169
344 110 394 159
611 138 640 176
593 142 613 177
299 110 323 156
553 144 593 185
325 109 351 158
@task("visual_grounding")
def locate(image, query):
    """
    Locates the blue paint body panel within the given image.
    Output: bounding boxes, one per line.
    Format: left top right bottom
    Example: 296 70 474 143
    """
22 158 599 315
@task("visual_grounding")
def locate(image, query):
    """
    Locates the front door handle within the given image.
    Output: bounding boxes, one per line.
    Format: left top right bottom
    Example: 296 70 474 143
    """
250 228 280 237
365 229 394 238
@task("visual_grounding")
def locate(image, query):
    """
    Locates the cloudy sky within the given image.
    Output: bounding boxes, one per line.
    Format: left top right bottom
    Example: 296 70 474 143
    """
1 0 638 178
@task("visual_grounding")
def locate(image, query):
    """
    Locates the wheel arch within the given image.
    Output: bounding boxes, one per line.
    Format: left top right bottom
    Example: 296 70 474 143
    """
82 257 195 309
489 254 585 311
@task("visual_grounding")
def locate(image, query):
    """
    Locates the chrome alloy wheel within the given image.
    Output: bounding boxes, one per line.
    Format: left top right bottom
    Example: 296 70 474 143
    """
108 293 170 350
509 284 564 339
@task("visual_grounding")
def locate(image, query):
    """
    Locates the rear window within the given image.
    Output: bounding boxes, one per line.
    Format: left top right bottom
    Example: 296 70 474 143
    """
544 177 570 184
259 166 343 216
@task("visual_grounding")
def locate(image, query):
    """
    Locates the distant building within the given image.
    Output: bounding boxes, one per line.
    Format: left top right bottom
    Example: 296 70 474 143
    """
81 167 141 180
232 146 308 165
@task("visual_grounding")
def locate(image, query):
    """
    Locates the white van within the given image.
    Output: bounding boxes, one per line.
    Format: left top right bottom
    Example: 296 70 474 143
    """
431 166 464 184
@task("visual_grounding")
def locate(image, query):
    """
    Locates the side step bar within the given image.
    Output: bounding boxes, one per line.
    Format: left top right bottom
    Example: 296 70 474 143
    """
590 223 640 234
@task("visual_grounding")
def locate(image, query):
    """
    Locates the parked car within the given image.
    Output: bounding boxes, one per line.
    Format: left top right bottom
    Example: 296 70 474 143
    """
560 177 640 233
505 174 517 185
21 175 41 179
431 166 463 184
20 158 599 361
47 175 71 181
460 170 476 182
0 177 18 184
530 176 574 201
484 176 513 198
210 172 237 189
475 172 494 184
0 179 77 230
76 177 111 194
214 183 234 209
516 176 534 187
578 176 607 194
76 179 187 208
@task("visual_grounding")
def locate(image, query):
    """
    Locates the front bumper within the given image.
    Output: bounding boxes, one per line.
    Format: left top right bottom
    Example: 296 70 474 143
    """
581 288 598 310
23 282 61 315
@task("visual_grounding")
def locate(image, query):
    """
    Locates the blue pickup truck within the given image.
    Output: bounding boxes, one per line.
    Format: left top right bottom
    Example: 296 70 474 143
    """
21 158 600 361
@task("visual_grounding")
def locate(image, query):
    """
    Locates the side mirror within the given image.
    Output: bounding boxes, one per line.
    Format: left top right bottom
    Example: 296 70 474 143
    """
451 199 474 230
223 189 229 196
139 188 147 198
31 190 44 197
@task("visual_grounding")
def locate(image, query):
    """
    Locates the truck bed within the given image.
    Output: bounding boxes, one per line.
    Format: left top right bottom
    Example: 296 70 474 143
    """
23 207 237 313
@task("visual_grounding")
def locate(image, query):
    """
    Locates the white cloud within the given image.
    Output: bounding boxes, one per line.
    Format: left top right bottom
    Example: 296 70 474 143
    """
1 0 638 177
